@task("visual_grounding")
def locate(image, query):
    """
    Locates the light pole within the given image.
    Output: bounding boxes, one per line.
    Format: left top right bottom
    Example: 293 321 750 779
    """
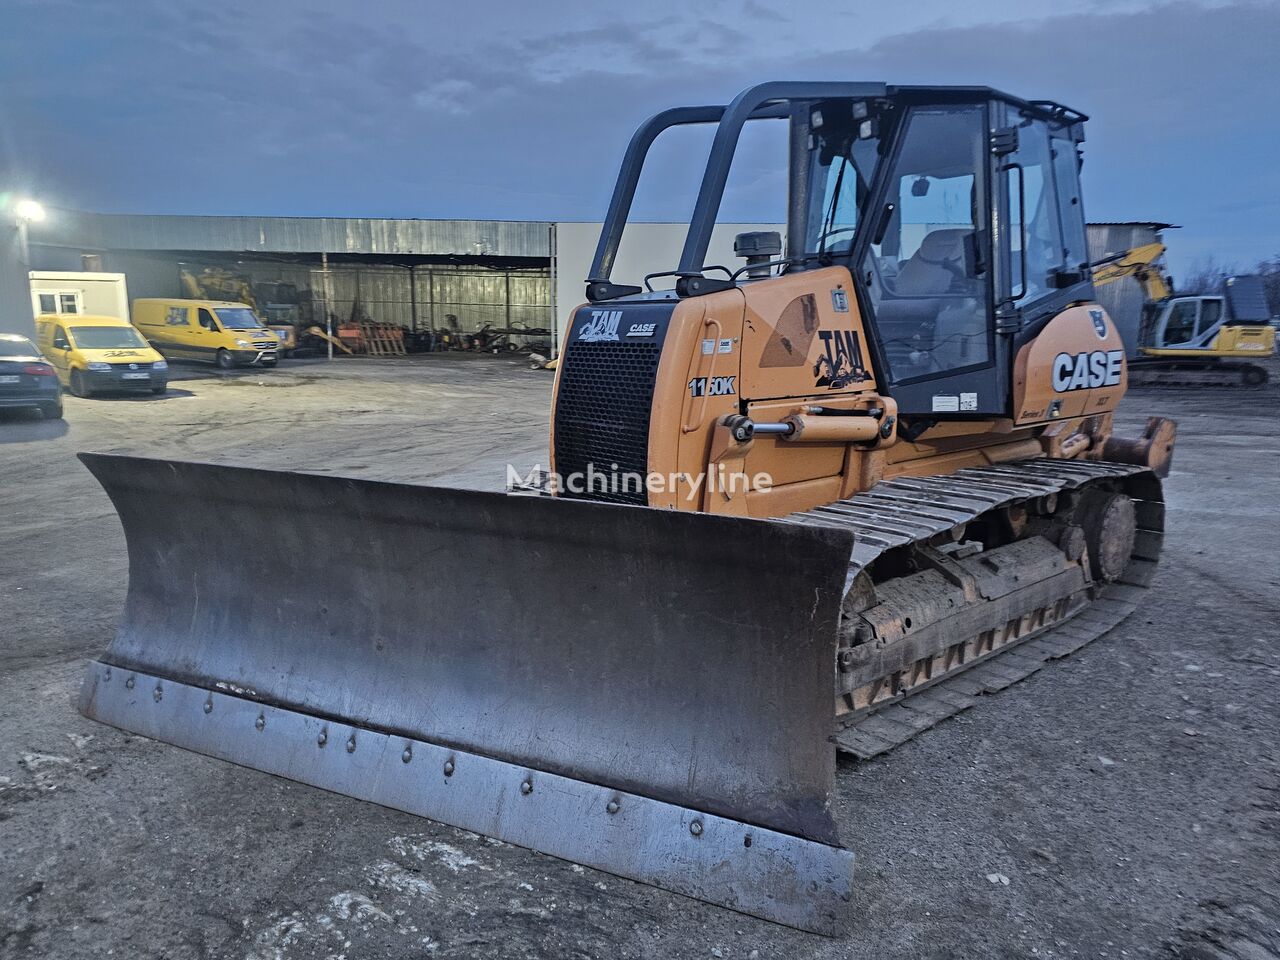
14 198 45 274
3 198 45 337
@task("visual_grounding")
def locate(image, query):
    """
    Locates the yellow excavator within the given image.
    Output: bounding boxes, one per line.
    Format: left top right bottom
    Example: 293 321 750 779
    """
1091 243 1275 385
75 83 1177 935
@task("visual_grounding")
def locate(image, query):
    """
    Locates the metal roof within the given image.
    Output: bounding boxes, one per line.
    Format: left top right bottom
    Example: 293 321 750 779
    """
30 210 553 259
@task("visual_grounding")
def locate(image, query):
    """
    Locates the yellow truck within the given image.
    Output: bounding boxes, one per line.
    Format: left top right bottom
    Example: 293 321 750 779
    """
132 299 280 370
34 314 168 397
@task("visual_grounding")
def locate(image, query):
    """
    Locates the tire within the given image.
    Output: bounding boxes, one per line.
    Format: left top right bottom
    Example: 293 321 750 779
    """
70 369 90 398
41 401 64 420
216 349 235 370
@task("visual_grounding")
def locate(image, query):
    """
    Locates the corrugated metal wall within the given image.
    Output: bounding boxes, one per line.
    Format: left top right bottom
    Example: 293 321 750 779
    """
29 211 552 259
99 252 552 334
1087 223 1164 263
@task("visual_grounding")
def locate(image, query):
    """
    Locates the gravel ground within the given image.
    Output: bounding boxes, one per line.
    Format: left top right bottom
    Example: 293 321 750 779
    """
1 353 1277 960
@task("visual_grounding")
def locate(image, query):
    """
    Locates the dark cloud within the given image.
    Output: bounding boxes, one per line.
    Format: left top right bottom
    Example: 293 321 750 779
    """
1 0 1275 272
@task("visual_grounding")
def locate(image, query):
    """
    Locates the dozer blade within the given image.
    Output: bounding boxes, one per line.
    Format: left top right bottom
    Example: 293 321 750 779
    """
75 453 856 934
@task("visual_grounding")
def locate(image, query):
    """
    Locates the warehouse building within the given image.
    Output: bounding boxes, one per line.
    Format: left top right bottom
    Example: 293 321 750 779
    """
0 209 770 349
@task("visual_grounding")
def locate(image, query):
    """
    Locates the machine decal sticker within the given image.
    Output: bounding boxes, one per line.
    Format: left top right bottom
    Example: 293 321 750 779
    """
760 295 820 368
959 392 978 411
626 322 656 337
688 375 737 398
1089 309 1108 339
931 395 960 412
813 329 868 389
1051 350 1124 392
831 289 849 312
578 310 622 342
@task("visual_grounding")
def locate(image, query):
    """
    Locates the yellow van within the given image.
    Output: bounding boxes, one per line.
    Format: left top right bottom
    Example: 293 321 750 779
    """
133 299 280 370
34 314 169 397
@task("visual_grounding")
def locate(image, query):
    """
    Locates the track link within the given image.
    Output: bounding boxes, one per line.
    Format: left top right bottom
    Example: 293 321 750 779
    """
1128 359 1268 388
783 458 1165 759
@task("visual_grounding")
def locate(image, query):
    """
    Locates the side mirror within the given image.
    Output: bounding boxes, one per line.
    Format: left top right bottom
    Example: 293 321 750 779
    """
910 177 930 197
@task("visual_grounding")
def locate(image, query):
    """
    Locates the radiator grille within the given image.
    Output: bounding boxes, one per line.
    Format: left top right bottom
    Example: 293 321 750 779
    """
553 340 662 505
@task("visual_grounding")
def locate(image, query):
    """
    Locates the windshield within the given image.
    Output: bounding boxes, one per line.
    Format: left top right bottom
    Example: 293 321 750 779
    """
215 308 262 329
0 337 38 357
804 122 883 255
70 326 149 350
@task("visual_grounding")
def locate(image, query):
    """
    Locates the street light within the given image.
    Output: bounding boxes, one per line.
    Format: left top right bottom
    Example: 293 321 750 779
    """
14 199 45 222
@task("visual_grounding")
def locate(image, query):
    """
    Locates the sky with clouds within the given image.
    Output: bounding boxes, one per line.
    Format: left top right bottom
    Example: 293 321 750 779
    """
2 0 1277 277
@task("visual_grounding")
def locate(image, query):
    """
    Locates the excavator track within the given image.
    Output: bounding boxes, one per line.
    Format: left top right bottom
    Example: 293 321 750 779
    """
783 458 1164 760
1127 358 1269 388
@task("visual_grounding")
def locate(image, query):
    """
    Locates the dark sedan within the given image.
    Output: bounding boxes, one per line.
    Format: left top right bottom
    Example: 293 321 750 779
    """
0 333 63 419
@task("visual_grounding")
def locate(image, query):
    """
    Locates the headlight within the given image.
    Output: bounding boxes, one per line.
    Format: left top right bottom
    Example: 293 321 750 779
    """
235 338 250 347
87 362 112 371
152 359 168 370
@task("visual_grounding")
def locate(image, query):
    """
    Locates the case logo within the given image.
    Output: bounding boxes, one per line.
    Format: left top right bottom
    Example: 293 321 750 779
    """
814 329 869 389
578 310 622 342
1090 308 1108 339
626 322 657 337
1052 350 1123 392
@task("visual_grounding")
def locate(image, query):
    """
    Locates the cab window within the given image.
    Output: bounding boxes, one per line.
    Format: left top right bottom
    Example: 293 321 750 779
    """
1164 301 1198 345
1006 116 1063 306
1196 299 1223 338
1050 135 1088 272
197 309 220 332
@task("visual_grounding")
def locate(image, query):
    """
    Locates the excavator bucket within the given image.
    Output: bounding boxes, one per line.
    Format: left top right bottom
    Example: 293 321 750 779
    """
75 453 857 934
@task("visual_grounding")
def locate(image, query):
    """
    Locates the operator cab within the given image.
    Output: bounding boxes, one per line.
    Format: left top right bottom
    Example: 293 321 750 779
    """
584 83 1095 419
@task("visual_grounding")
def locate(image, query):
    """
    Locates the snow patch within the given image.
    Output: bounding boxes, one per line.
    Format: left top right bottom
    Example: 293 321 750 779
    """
389 836 489 873
364 860 438 899
327 891 393 923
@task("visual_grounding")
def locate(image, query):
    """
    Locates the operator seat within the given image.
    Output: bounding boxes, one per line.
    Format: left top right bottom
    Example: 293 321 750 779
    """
895 228 972 296
876 229 979 376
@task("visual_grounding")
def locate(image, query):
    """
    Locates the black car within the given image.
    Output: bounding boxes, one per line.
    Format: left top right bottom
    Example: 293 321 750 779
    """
0 333 63 419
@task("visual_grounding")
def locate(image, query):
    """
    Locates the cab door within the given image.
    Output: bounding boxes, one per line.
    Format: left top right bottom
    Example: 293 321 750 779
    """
854 101 1006 417
1153 299 1203 349
192 307 222 361
48 323 74 384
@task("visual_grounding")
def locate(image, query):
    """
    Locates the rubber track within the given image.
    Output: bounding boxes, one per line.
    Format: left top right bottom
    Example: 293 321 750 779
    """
781 458 1164 760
